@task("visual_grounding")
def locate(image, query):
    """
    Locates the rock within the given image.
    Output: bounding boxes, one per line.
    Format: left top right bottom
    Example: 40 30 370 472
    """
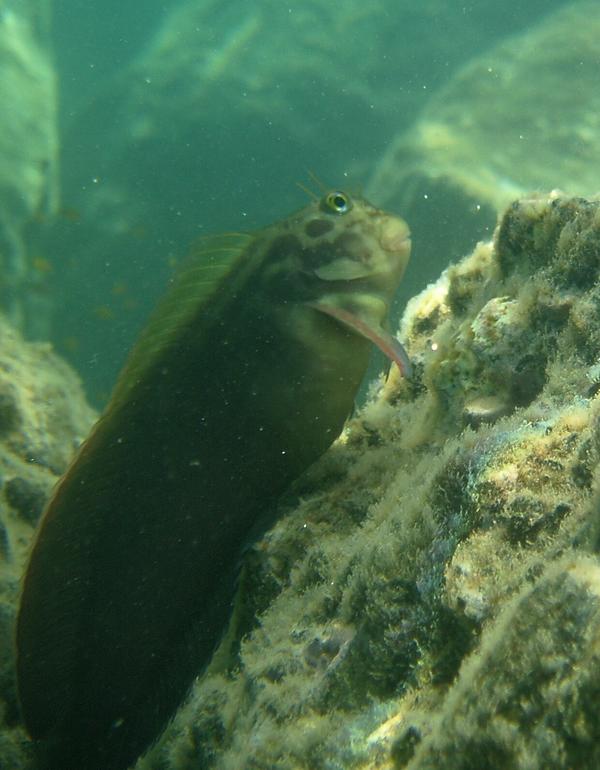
0 317 96 475
407 556 600 769
0 313 95 770
135 193 600 769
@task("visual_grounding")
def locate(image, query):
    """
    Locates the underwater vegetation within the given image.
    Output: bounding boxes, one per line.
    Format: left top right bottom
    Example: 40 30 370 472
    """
15 191 410 770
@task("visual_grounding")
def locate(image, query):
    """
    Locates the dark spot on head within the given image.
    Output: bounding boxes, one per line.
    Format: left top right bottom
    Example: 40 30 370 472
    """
305 219 334 238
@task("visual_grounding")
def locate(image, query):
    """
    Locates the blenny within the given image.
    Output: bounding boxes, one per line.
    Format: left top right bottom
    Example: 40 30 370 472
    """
16 190 411 770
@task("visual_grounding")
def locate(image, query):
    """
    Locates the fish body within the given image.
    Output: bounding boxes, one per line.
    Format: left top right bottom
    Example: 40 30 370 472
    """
16 190 410 770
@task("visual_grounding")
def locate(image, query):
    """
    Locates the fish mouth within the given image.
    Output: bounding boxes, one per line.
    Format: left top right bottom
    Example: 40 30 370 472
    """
303 213 412 375
312 258 374 282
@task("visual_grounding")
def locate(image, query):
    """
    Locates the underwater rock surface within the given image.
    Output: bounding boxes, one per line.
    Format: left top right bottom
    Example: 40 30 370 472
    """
131 193 600 770
0 315 95 768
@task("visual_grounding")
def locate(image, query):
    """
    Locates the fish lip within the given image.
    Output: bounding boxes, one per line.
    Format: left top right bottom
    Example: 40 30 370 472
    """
311 257 374 282
378 218 412 255
305 270 373 287
382 231 411 256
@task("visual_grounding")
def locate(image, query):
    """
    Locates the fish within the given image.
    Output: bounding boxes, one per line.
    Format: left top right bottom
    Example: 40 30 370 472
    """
16 189 411 770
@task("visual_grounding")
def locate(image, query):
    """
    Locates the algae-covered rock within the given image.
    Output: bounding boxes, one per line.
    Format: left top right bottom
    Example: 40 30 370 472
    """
0 314 95 769
367 0 600 301
405 556 600 769
133 193 600 770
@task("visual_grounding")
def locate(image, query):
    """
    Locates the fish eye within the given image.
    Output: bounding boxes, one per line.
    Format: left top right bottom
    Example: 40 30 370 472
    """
322 191 352 215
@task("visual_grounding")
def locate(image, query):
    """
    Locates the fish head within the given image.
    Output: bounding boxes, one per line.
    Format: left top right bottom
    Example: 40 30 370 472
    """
258 190 412 373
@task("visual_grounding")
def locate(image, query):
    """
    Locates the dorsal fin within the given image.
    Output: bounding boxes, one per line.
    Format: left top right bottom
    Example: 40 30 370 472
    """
109 232 254 409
